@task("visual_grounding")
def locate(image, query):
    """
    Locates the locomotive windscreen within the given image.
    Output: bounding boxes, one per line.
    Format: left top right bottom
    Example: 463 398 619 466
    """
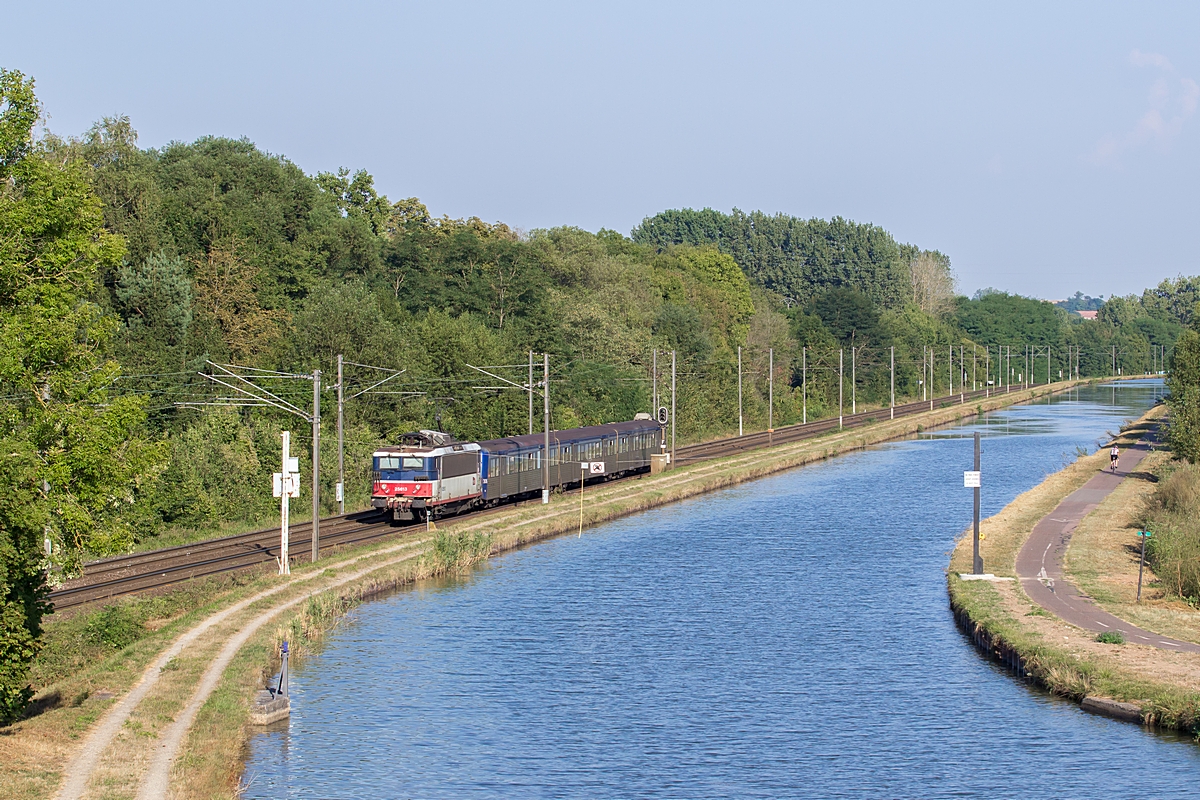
374 456 436 481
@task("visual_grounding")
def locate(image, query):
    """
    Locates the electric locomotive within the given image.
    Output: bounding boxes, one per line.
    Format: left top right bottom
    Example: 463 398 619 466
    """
371 430 482 522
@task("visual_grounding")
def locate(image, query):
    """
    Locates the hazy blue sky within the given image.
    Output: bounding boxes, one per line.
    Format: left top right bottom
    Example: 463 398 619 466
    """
6 1 1199 300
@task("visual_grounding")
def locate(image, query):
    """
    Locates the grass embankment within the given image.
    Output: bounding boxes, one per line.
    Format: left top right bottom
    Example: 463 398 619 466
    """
948 403 1200 734
0 379 1100 799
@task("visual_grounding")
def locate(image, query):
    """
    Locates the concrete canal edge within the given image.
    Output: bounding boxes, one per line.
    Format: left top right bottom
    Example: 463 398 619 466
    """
949 603 1155 726
947 401 1200 736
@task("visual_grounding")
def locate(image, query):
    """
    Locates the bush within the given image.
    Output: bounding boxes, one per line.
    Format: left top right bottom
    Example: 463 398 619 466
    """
1142 463 1200 598
1095 631 1125 645
82 605 144 651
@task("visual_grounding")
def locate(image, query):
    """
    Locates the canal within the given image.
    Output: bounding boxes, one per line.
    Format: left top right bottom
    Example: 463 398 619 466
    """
243 381 1200 798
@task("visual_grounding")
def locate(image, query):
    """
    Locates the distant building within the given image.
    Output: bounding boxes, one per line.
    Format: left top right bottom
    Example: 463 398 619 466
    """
1075 310 1098 320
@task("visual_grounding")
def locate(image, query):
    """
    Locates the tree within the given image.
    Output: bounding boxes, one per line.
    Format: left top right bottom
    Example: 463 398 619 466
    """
812 287 882 347
0 70 163 722
116 251 193 346
909 250 955 315
632 208 915 308
1168 329 1200 463
676 247 754 344
191 240 289 362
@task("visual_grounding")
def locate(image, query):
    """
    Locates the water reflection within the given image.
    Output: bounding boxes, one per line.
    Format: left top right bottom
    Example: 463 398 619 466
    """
243 381 1199 799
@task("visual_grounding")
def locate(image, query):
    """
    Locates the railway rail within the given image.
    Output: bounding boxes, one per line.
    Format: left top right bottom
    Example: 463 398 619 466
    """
48 383 1062 610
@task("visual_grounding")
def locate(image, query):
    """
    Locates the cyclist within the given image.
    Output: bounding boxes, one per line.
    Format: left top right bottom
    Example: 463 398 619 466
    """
1110 444 1120 472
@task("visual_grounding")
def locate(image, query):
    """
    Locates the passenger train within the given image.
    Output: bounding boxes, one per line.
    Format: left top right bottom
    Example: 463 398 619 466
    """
371 418 664 522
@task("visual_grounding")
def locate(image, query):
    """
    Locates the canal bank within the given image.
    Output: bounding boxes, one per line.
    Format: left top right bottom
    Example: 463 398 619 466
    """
1 378 1138 800
948 401 1200 734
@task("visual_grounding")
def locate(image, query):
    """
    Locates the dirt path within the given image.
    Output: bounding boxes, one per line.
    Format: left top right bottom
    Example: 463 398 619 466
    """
1014 427 1200 653
53 538 427 800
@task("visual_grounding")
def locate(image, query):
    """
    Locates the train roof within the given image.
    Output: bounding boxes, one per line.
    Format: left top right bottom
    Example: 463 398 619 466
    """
477 420 661 452
373 441 481 458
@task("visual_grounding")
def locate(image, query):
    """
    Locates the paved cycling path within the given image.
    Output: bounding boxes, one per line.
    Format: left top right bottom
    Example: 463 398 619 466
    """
1015 430 1200 653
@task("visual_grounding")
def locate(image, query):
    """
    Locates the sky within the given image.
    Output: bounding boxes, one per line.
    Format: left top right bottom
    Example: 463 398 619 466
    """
5 1 1200 300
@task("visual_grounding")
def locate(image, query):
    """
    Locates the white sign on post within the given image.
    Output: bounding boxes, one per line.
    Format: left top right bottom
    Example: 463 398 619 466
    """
964 470 981 488
274 472 301 499
590 461 605 474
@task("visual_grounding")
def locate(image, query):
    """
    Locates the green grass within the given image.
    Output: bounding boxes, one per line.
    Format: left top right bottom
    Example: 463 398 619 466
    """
949 576 1200 732
1095 631 1126 645
32 571 265 691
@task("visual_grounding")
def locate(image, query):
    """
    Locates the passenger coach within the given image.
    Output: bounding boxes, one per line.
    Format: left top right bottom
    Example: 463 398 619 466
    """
478 420 663 503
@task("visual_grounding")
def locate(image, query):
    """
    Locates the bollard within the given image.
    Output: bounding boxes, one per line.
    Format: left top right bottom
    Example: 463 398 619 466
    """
278 640 289 697
251 640 292 724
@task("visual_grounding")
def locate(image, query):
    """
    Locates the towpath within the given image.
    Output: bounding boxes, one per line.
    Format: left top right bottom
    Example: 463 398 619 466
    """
1014 427 1200 653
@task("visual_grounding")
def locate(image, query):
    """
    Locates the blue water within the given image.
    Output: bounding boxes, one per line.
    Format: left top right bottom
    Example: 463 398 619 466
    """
243 381 1200 798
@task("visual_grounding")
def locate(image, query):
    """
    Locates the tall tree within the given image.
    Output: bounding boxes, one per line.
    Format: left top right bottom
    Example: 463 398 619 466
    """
0 70 163 721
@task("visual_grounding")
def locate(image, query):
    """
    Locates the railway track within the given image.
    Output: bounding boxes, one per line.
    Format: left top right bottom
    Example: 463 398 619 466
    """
674 387 1000 463
46 384 1053 610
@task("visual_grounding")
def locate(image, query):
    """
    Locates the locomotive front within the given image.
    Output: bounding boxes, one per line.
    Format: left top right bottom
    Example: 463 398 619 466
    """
370 431 482 522
370 448 437 521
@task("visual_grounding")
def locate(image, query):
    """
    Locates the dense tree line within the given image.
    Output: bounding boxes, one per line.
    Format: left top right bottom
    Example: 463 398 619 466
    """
0 70 1192 720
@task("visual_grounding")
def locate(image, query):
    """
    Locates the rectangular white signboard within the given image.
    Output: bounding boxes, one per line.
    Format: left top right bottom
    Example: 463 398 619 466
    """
964 470 981 488
274 472 302 498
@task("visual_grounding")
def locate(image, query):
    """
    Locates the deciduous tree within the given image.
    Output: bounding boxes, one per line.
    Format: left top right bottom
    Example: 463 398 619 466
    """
0 70 163 721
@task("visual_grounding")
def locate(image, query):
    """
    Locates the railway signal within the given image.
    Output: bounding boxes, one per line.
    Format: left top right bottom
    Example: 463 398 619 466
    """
272 431 301 575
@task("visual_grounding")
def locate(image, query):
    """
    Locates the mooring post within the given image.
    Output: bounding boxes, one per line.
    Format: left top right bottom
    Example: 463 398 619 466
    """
279 640 289 697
